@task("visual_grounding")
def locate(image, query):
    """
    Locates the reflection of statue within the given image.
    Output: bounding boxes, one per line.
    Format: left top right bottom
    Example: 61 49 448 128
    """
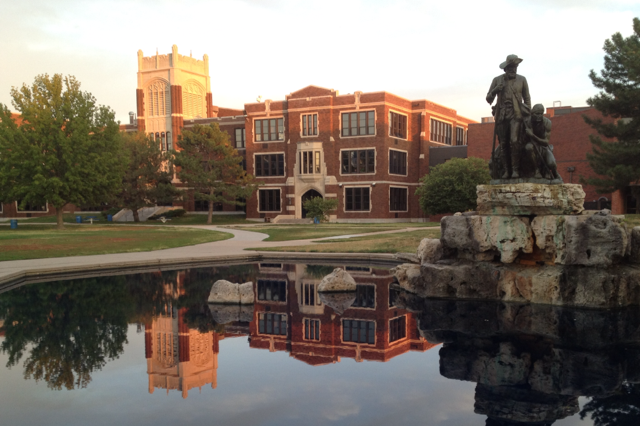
523 104 562 182
487 54 531 179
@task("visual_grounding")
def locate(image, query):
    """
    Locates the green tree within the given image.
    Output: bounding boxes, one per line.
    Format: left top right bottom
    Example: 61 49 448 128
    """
416 157 491 215
173 123 258 224
119 132 180 222
0 74 125 229
302 197 338 223
583 18 640 212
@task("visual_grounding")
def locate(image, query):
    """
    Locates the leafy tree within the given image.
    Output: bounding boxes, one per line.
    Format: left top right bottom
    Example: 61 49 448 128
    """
0 74 126 229
118 132 180 222
302 197 338 222
0 277 132 390
173 124 258 224
583 18 640 213
580 382 640 426
416 157 491 215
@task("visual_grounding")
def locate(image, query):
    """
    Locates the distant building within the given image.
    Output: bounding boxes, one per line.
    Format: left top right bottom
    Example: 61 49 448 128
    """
129 45 476 222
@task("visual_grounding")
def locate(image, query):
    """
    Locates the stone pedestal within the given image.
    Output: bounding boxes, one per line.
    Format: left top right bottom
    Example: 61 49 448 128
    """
477 183 585 215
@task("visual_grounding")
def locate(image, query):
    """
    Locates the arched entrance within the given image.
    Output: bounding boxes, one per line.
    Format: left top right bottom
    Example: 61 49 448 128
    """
301 189 322 219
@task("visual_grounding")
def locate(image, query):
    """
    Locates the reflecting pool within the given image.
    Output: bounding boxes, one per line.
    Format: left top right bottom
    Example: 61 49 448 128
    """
0 262 638 425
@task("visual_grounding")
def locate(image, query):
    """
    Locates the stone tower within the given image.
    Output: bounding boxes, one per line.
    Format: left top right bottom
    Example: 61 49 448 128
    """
136 45 214 148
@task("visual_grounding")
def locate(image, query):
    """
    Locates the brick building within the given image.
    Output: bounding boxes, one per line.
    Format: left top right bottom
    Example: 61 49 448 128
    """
468 106 618 211
129 46 475 222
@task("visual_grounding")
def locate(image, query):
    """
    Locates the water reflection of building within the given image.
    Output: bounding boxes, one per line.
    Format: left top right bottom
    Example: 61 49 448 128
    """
249 263 437 365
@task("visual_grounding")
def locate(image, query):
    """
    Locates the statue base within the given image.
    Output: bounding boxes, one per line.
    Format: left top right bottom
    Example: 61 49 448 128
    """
490 177 563 185
477 183 585 216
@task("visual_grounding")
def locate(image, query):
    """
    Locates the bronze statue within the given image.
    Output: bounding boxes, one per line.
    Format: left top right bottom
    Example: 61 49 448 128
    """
486 54 531 179
523 104 562 182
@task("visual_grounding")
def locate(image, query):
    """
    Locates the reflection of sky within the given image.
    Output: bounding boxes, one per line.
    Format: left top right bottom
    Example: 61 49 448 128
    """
0 327 596 426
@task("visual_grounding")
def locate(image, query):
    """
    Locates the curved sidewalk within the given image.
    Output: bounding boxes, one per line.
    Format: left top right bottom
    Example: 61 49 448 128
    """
0 226 426 288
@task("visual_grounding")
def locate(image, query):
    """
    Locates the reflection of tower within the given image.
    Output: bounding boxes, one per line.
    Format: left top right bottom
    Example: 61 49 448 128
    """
145 304 219 399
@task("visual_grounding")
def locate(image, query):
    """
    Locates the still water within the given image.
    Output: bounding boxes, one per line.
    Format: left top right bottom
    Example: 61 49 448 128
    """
0 262 638 426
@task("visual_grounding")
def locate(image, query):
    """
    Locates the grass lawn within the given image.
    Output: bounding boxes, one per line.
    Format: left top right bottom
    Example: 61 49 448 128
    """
0 225 232 261
21 213 253 226
233 222 440 242
624 214 640 228
256 228 441 253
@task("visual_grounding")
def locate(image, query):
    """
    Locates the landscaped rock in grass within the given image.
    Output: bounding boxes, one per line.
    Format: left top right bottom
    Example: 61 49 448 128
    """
208 280 254 304
317 268 356 292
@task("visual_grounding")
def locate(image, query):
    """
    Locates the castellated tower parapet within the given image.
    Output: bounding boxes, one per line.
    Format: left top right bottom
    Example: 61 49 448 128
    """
136 45 214 145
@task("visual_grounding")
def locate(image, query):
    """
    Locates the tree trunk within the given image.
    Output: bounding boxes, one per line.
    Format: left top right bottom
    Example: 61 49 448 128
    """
208 200 213 224
132 208 140 222
56 208 64 230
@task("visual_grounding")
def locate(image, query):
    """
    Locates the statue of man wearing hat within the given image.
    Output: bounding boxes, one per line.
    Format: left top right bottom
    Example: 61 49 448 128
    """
486 54 531 179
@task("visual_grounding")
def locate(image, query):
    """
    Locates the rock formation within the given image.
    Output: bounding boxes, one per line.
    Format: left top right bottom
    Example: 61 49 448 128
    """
208 280 255 304
393 182 640 309
317 268 357 292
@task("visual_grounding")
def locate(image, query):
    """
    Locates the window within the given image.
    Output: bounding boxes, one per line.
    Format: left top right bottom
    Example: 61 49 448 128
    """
430 119 452 145
259 189 281 211
255 118 284 142
195 199 222 212
390 187 408 211
353 285 375 308
255 154 284 177
236 197 246 212
389 150 407 175
0 203 3 213
389 316 407 343
341 149 375 174
300 151 321 174
146 81 170 117
302 113 318 136
456 127 467 146
259 313 287 336
341 111 375 137
304 319 320 341
390 112 407 139
345 187 370 211
302 283 320 306
235 128 246 148
182 82 204 118
166 132 172 150
16 201 47 212
389 285 401 307
343 320 375 344
257 279 287 302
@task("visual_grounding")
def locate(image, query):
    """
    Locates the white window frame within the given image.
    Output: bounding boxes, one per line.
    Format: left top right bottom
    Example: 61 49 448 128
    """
429 117 454 145
300 112 319 138
343 186 372 213
339 147 376 176
350 283 376 310
341 318 376 346
389 186 409 213
388 148 408 177
388 314 408 344
302 318 321 341
253 116 285 143
388 109 409 141
257 188 282 213
253 151 286 178
339 109 377 139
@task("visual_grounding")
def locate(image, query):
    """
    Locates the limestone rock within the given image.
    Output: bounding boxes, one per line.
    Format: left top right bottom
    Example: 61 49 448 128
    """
417 238 443 264
394 252 420 264
319 292 356 315
391 263 427 295
208 304 253 324
562 212 629 266
208 280 254 304
441 215 532 263
531 215 566 263
317 268 357 292
477 183 585 216
631 226 640 264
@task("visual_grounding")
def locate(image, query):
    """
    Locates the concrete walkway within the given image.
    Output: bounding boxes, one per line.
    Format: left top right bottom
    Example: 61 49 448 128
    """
0 226 429 288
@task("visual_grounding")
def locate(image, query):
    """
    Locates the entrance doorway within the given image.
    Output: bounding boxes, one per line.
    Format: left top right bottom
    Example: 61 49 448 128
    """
301 190 322 219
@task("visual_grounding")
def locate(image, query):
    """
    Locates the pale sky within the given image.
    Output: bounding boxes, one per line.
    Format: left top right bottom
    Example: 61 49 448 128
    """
1 0 638 124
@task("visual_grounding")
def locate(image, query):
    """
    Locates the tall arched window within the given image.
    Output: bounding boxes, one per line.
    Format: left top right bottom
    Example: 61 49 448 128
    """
182 81 204 118
166 132 172 151
155 133 160 150
146 80 170 117
161 132 167 151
